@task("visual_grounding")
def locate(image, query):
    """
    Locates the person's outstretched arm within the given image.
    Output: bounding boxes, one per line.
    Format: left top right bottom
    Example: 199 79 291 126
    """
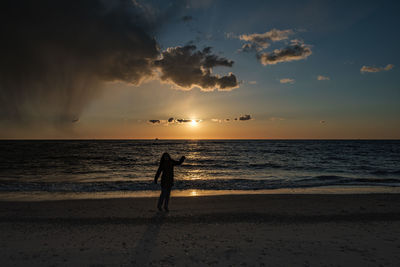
173 156 186 166
154 165 162 184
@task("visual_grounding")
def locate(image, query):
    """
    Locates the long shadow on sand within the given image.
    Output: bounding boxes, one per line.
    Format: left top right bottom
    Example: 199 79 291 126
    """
132 211 166 265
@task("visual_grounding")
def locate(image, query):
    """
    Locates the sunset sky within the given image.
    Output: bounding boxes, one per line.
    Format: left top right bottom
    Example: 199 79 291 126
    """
1 0 399 139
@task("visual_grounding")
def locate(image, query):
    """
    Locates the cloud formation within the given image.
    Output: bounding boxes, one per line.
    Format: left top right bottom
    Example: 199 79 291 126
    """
0 1 240 126
360 64 394 73
257 41 312 66
280 78 295 84
148 117 204 126
155 45 239 91
239 114 252 121
235 29 312 67
212 115 253 122
149 115 254 125
239 29 294 52
317 75 330 81
0 0 164 124
176 119 193 123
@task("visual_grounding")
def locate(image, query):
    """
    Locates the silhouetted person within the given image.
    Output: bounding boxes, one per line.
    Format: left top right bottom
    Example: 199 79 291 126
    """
154 152 185 212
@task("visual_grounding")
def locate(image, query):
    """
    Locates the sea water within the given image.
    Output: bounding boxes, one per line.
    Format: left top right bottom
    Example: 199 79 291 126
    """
0 140 399 198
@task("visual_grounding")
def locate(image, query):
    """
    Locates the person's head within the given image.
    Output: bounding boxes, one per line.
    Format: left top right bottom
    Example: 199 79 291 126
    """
160 152 171 164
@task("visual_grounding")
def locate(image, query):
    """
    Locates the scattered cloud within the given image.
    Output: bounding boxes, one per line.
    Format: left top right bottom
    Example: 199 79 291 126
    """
155 45 239 91
176 119 192 123
360 64 394 73
235 29 312 67
269 117 285 121
257 40 312 66
280 78 295 84
148 118 204 125
153 115 255 124
239 114 252 121
239 29 294 52
317 75 330 81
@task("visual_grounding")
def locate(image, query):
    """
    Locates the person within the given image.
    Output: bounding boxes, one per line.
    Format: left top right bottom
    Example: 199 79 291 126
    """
154 152 185 212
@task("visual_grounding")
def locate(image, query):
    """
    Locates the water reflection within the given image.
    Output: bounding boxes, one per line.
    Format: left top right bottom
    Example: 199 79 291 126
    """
188 189 199 196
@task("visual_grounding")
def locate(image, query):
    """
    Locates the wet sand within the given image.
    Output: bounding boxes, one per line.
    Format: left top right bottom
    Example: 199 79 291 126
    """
1 194 400 266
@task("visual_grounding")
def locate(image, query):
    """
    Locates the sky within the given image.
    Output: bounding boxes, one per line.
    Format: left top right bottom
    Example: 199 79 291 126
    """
0 0 399 139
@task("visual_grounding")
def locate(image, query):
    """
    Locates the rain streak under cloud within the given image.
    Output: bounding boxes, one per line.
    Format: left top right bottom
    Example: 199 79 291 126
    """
0 0 239 125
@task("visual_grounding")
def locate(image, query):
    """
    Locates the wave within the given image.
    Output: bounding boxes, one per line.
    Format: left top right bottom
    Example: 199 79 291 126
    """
370 170 400 175
1 176 399 193
1 140 400 192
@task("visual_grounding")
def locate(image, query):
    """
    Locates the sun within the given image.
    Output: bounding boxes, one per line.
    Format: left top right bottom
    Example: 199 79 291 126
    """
190 119 198 127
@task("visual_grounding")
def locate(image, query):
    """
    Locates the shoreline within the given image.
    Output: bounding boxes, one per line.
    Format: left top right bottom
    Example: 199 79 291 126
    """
1 185 400 202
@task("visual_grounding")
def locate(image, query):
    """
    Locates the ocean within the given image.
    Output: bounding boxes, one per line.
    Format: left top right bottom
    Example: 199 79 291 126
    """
1 140 400 198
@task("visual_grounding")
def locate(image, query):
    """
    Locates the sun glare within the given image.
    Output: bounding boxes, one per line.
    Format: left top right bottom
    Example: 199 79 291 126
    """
190 120 198 127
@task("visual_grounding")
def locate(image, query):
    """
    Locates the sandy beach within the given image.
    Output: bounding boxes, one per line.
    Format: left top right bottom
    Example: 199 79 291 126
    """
1 193 400 266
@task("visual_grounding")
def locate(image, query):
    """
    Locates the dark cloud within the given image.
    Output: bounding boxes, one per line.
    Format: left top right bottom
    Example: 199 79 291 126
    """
0 0 163 124
148 117 204 125
239 114 252 121
176 119 193 123
257 41 312 66
155 45 239 91
0 0 241 132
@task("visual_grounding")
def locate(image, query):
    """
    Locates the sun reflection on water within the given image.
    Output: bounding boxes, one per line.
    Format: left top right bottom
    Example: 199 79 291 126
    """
188 189 199 196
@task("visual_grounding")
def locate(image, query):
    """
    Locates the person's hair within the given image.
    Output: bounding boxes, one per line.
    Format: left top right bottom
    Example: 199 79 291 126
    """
159 152 171 166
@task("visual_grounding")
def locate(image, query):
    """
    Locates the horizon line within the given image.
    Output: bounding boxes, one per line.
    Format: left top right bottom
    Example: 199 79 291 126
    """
1 138 399 141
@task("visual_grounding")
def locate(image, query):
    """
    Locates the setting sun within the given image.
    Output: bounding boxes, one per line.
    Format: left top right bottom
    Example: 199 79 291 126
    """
190 120 198 127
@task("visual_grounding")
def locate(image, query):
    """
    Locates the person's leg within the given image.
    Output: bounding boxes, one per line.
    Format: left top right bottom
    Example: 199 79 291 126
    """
157 188 165 210
164 187 171 211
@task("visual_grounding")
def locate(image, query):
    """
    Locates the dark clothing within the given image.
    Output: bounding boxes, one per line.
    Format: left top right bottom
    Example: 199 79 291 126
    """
157 186 171 209
155 155 185 210
154 157 185 188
